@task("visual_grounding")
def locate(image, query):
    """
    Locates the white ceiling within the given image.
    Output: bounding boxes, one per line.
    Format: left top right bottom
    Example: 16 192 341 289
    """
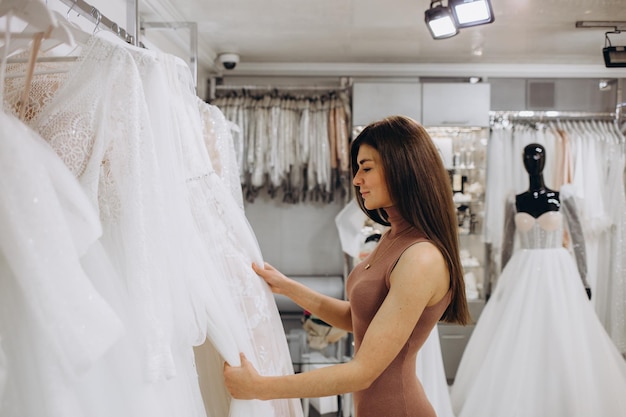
138 0 626 78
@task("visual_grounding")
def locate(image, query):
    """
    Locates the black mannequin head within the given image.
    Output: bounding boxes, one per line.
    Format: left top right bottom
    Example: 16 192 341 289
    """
523 143 545 176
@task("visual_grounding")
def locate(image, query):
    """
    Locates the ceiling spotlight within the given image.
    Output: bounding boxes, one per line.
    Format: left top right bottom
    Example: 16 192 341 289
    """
603 30 626 67
425 0 459 39
449 0 495 28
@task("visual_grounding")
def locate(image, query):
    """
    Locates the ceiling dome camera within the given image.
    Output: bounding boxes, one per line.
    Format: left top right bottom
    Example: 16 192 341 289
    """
218 53 240 70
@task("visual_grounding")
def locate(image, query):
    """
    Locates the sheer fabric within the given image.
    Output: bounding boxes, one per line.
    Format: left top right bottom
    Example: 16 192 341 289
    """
4 33 302 417
154 51 302 417
198 98 245 208
598 140 626 353
0 111 132 417
3 36 206 417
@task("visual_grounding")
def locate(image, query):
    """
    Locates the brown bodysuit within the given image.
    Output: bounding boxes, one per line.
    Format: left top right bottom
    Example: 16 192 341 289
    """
346 207 451 417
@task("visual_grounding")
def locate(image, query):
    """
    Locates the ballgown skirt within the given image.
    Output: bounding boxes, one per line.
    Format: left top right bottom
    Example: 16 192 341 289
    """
417 325 455 417
451 247 626 417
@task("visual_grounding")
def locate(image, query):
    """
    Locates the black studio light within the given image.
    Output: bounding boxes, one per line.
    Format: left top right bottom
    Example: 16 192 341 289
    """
449 0 495 28
425 0 459 39
603 30 626 67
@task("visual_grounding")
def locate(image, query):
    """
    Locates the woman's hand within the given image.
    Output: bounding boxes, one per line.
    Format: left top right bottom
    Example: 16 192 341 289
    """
223 353 263 400
252 262 291 295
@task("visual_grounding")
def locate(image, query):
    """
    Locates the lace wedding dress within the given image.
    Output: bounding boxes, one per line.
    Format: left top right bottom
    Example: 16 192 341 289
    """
150 51 302 417
4 32 300 417
3 36 206 417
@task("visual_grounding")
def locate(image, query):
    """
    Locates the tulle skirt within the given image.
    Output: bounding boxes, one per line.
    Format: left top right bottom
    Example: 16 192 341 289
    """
451 247 626 417
417 325 455 417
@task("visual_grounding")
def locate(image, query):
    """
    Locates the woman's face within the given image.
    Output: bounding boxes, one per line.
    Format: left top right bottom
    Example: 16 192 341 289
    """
353 144 393 209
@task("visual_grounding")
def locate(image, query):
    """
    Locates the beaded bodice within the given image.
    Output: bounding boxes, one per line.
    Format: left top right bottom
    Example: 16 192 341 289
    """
515 211 563 250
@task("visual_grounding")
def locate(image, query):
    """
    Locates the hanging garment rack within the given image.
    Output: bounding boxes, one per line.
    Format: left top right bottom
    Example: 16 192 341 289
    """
57 0 137 45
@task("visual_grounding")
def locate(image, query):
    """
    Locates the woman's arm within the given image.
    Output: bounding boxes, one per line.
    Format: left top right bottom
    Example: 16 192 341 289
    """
253 262 352 331
226 243 449 400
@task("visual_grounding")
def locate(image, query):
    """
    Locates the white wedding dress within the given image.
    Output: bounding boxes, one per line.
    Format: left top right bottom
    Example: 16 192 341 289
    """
3 36 206 417
0 110 131 416
4 31 300 417
451 190 626 417
152 51 302 417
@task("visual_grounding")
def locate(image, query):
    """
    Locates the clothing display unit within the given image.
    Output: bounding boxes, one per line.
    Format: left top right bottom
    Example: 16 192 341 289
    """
425 126 490 384
1 2 301 417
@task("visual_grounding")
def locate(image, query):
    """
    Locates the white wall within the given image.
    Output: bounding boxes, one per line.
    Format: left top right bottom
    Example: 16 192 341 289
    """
244 194 345 277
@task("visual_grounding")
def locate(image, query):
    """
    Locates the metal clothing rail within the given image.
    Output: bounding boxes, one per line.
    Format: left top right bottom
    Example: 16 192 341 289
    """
57 0 138 45
211 83 351 100
215 84 350 91
489 110 617 122
489 110 626 144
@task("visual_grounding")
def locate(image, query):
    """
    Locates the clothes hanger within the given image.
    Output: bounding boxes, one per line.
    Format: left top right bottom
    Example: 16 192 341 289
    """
2 5 91 80
0 11 47 120
0 2 77 119
0 0 56 33
0 20 75 60
0 0 78 67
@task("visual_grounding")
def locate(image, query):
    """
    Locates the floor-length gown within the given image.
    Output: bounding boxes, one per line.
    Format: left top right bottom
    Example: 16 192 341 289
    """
3 36 206 417
450 191 626 417
119 45 301 417
0 110 134 417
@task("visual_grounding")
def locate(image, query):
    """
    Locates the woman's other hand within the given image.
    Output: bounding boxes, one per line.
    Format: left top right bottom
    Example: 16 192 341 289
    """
252 262 290 295
223 353 263 400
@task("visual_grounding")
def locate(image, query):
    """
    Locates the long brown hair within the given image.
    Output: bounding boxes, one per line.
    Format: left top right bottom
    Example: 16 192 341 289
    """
351 115 470 325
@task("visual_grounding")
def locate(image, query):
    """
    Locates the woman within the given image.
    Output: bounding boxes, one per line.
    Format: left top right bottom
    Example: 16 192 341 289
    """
224 115 470 417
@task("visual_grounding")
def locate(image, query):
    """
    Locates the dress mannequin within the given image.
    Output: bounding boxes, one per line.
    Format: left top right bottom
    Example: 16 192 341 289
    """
451 143 626 417
513 143 590 299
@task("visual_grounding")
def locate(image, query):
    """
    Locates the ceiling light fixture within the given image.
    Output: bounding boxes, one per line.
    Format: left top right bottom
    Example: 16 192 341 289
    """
449 0 494 28
575 21 626 67
603 30 626 67
425 0 458 40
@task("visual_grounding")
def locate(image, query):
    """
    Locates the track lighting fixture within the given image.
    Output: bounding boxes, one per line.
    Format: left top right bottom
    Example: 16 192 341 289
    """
603 30 626 67
424 0 458 39
575 21 626 67
424 0 494 40
449 0 494 28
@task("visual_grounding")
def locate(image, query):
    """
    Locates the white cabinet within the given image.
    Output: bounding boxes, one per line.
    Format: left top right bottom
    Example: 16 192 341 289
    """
421 83 491 127
352 81 422 126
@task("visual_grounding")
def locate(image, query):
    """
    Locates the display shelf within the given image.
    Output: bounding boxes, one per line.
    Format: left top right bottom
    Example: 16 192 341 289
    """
429 126 489 384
